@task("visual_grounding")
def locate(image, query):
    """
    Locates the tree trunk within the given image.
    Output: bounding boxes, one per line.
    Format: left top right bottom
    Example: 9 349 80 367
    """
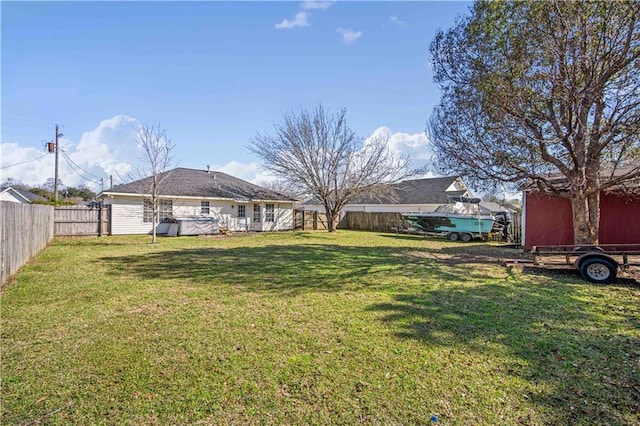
570 191 599 245
152 205 158 244
326 210 337 232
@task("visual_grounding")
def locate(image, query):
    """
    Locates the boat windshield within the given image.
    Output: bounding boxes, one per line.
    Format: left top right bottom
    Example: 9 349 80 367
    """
435 202 478 215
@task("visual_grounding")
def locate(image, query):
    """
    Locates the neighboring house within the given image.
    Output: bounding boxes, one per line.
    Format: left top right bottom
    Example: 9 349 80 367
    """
100 167 296 235
522 170 640 249
478 201 517 216
0 186 45 203
302 176 472 213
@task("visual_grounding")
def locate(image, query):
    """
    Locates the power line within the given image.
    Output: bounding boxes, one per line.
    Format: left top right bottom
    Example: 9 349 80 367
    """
60 150 105 180
60 151 102 185
0 153 49 170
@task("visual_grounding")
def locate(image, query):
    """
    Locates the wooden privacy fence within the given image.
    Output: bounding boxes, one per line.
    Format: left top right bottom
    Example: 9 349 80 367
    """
54 206 111 236
342 210 523 244
1 201 54 286
294 210 329 231
341 211 402 233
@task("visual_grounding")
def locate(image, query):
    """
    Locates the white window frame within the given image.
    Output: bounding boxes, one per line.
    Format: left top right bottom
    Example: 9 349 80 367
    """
265 203 275 222
253 204 261 223
237 204 246 218
143 199 173 223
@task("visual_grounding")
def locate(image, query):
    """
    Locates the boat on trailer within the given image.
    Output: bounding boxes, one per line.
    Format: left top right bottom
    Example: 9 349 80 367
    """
401 196 496 242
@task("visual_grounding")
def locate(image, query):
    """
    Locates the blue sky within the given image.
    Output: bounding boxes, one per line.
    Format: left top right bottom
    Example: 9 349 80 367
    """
1 1 472 192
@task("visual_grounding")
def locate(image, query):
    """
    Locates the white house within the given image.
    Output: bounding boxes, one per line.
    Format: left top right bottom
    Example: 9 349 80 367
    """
0 186 45 203
100 167 296 235
302 176 472 213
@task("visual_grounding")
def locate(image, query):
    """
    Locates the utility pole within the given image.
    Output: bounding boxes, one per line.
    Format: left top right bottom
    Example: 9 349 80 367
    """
53 124 63 201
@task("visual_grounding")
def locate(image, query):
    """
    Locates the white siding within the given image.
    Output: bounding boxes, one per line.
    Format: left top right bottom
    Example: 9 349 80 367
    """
0 191 25 203
106 196 152 235
105 195 294 235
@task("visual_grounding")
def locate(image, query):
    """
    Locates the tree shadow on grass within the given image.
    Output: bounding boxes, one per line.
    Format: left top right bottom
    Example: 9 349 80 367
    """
98 241 640 422
367 281 640 424
98 243 491 295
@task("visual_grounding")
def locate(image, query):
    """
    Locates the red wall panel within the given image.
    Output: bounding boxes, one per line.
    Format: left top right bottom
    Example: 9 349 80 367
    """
524 193 573 249
599 193 640 244
524 192 640 249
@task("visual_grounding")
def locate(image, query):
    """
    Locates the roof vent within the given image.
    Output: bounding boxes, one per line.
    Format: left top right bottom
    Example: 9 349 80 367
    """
206 165 211 173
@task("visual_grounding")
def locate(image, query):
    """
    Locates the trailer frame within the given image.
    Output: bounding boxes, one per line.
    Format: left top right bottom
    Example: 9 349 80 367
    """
531 244 640 284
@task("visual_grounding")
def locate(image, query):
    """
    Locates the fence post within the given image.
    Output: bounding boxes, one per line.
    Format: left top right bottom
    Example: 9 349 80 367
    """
98 207 103 237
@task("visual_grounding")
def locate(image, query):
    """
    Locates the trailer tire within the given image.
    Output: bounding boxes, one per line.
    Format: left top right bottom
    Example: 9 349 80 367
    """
579 258 617 284
461 233 473 242
448 232 460 242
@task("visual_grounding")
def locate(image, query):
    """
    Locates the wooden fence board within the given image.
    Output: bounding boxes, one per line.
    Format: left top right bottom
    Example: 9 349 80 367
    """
1 202 54 286
53 206 110 236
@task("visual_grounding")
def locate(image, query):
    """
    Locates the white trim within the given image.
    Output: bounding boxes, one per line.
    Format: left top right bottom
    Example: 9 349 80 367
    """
1 187 31 203
100 191 289 204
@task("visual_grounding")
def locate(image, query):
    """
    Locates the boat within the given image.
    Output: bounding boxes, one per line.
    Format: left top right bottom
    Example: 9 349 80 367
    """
401 196 495 241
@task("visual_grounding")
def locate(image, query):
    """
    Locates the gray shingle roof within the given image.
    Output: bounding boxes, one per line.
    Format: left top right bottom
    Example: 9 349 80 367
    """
106 168 295 202
0 186 45 202
303 176 469 205
351 176 467 205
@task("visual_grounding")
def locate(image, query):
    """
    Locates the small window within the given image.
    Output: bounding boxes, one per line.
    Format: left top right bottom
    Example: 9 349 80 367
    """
143 199 173 223
237 205 246 218
201 201 210 215
253 204 261 223
265 203 274 222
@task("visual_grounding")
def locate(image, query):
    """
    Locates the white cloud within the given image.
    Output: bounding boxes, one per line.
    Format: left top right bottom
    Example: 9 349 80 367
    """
337 27 362 44
275 12 310 29
301 1 334 10
390 16 407 27
1 115 140 192
366 127 435 175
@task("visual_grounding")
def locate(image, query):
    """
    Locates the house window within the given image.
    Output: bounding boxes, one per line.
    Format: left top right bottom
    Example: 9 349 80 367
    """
143 199 173 223
237 205 246 218
265 203 274 222
253 204 261 223
201 201 210 215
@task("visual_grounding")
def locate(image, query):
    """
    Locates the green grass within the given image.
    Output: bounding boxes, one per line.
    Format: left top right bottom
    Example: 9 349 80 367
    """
2 231 639 425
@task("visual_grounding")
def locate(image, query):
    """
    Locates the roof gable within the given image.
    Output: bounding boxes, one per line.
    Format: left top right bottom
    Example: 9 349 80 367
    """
303 175 470 206
105 168 294 202
350 176 468 205
0 186 44 203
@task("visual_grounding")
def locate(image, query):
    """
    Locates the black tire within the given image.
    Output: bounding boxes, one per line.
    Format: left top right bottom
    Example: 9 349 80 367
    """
579 258 617 284
448 232 460 242
461 233 473 242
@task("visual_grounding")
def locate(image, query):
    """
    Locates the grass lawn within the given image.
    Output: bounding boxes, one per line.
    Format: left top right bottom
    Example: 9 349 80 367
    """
2 231 639 425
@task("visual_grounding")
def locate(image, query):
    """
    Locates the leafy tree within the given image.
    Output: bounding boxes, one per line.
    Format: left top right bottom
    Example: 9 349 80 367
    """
250 105 419 232
429 1 640 244
65 186 96 201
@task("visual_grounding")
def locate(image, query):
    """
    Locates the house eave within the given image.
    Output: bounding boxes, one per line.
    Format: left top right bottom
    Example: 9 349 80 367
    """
100 191 293 204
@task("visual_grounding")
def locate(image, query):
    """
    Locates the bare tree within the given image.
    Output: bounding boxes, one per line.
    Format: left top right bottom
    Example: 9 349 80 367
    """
250 104 419 232
135 124 175 244
429 1 640 245
254 178 303 200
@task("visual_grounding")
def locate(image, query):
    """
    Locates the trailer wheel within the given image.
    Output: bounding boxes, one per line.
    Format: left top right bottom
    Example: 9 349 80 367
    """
461 233 473 242
579 258 617 284
448 232 460 241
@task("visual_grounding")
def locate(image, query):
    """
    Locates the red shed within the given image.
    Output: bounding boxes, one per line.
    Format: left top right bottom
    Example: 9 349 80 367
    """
522 191 640 250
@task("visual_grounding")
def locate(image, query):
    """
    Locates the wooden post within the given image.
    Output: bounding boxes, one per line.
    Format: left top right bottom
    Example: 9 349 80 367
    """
98 207 103 237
